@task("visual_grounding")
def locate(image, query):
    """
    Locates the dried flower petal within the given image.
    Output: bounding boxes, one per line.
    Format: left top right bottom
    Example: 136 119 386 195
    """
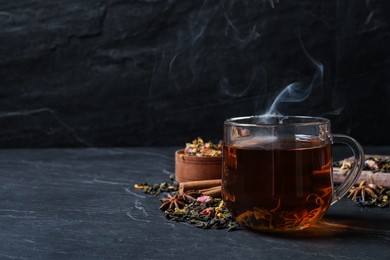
339 160 352 175
196 195 212 204
200 208 215 216
365 159 379 171
134 184 148 189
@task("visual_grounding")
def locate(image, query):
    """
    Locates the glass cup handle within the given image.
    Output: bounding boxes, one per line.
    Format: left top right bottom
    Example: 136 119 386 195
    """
331 134 365 205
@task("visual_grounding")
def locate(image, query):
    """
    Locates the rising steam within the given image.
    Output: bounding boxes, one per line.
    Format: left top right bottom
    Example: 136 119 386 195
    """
264 37 324 116
268 0 280 9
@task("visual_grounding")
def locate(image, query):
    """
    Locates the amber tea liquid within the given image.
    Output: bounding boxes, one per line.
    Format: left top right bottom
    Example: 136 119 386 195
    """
222 138 333 232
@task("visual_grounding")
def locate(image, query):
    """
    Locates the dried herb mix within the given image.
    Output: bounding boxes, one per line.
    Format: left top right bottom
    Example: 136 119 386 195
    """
333 156 390 173
363 157 390 173
132 155 390 232
134 178 389 233
348 180 390 208
165 198 239 231
334 155 390 208
183 137 222 157
134 175 239 231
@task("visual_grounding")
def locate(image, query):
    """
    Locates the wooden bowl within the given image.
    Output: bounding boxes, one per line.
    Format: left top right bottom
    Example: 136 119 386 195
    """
175 149 222 182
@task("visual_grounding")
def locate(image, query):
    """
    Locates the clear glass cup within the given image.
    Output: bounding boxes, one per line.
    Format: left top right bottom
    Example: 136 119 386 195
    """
222 115 364 232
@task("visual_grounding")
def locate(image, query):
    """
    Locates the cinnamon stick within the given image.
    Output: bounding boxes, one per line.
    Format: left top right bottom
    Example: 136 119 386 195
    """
199 185 221 198
179 179 221 192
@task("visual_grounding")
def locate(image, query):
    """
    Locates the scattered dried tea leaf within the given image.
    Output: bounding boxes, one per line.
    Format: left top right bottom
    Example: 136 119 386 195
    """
134 174 179 195
253 207 272 221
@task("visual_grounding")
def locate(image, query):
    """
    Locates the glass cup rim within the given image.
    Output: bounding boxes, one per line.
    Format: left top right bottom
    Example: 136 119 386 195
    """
224 115 330 127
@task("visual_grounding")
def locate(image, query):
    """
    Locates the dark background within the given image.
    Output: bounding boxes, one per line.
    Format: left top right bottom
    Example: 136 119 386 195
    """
0 0 389 147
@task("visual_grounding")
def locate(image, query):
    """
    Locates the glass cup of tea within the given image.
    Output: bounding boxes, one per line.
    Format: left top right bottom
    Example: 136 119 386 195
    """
222 115 364 232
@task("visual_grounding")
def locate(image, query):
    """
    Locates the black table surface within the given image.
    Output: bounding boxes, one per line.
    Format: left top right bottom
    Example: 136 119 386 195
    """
1 147 389 259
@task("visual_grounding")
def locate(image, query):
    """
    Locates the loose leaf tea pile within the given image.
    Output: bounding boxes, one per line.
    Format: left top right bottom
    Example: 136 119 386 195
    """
363 157 390 173
334 156 390 208
348 180 390 208
165 198 239 231
333 156 390 173
134 175 239 231
183 137 222 157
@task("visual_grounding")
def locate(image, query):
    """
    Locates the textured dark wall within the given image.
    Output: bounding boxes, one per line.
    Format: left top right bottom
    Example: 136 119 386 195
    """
0 0 389 147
